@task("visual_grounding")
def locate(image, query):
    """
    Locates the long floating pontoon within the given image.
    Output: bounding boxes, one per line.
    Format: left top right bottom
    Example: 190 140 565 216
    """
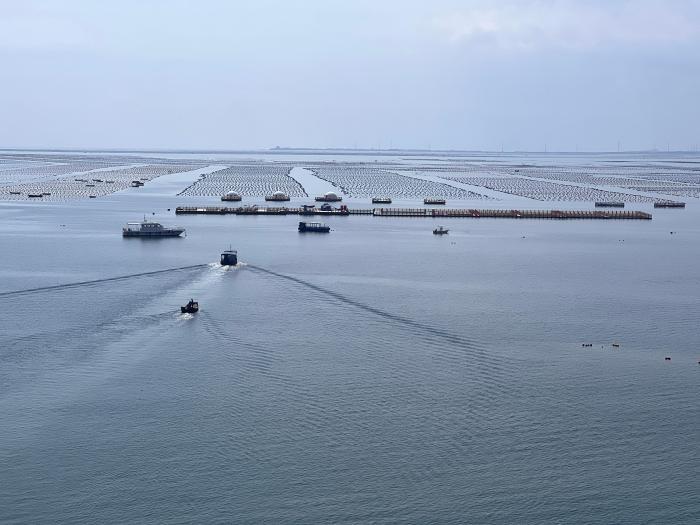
176 206 652 220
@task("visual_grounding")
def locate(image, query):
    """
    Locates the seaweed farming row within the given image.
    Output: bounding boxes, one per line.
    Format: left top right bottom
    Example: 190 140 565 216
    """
438 175 664 203
503 166 700 197
311 167 490 199
0 152 698 203
0 160 124 186
0 164 205 201
178 165 307 197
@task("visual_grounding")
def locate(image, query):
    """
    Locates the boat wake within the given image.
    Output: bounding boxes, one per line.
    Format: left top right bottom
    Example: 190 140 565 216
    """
0 264 209 297
246 264 511 370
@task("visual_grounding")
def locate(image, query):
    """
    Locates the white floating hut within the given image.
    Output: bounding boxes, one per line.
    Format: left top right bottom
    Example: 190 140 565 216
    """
221 191 242 202
265 190 290 201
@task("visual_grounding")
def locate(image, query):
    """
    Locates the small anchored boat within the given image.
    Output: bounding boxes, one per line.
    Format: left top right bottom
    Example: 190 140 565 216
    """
181 299 199 314
433 226 449 235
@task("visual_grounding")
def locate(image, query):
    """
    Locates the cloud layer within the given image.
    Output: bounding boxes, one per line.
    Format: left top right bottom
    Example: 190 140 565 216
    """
432 1 700 50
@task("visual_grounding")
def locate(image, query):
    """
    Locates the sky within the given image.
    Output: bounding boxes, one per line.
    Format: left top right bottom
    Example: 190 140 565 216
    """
1 0 699 152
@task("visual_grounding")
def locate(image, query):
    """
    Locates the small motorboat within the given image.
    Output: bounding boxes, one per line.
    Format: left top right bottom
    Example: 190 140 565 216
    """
433 226 449 235
612 343 620 348
181 299 199 314
221 247 238 266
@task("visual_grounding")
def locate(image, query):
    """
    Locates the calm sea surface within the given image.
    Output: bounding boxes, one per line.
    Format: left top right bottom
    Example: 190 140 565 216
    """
1 153 699 524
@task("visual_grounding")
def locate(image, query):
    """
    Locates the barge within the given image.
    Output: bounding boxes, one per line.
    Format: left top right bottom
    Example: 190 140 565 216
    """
299 221 331 233
595 202 625 208
372 197 392 204
424 197 446 205
654 201 685 208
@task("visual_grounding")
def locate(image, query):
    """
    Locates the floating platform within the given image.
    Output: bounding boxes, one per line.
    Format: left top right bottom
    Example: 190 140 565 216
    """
315 192 342 202
372 197 392 204
176 206 652 220
654 202 685 208
595 202 624 208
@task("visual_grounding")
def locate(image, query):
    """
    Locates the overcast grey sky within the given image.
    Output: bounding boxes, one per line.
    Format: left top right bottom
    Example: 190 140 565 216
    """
1 0 699 151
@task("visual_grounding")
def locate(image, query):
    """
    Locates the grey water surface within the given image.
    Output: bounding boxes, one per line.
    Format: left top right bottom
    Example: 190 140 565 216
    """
1 176 699 524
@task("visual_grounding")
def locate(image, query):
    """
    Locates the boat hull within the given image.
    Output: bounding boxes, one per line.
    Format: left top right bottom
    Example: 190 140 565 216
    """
123 229 185 237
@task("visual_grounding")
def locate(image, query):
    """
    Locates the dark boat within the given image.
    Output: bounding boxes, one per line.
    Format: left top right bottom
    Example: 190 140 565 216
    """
181 299 199 314
221 247 238 266
654 201 685 208
372 196 392 204
433 226 449 235
298 221 330 233
424 197 446 205
595 202 624 208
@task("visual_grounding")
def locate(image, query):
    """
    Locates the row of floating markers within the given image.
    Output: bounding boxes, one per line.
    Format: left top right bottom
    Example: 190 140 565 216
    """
582 343 698 364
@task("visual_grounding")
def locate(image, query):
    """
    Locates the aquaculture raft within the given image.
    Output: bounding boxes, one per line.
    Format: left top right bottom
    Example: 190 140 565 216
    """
654 202 686 208
175 206 652 220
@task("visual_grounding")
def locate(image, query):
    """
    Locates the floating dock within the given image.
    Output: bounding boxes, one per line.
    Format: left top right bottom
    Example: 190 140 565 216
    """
176 206 652 220
654 202 685 208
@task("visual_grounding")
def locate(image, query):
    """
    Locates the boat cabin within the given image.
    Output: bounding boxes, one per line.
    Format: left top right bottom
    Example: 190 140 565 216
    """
221 249 238 266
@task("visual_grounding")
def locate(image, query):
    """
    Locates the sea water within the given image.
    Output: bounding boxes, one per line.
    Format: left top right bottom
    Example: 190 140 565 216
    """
0 154 699 524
